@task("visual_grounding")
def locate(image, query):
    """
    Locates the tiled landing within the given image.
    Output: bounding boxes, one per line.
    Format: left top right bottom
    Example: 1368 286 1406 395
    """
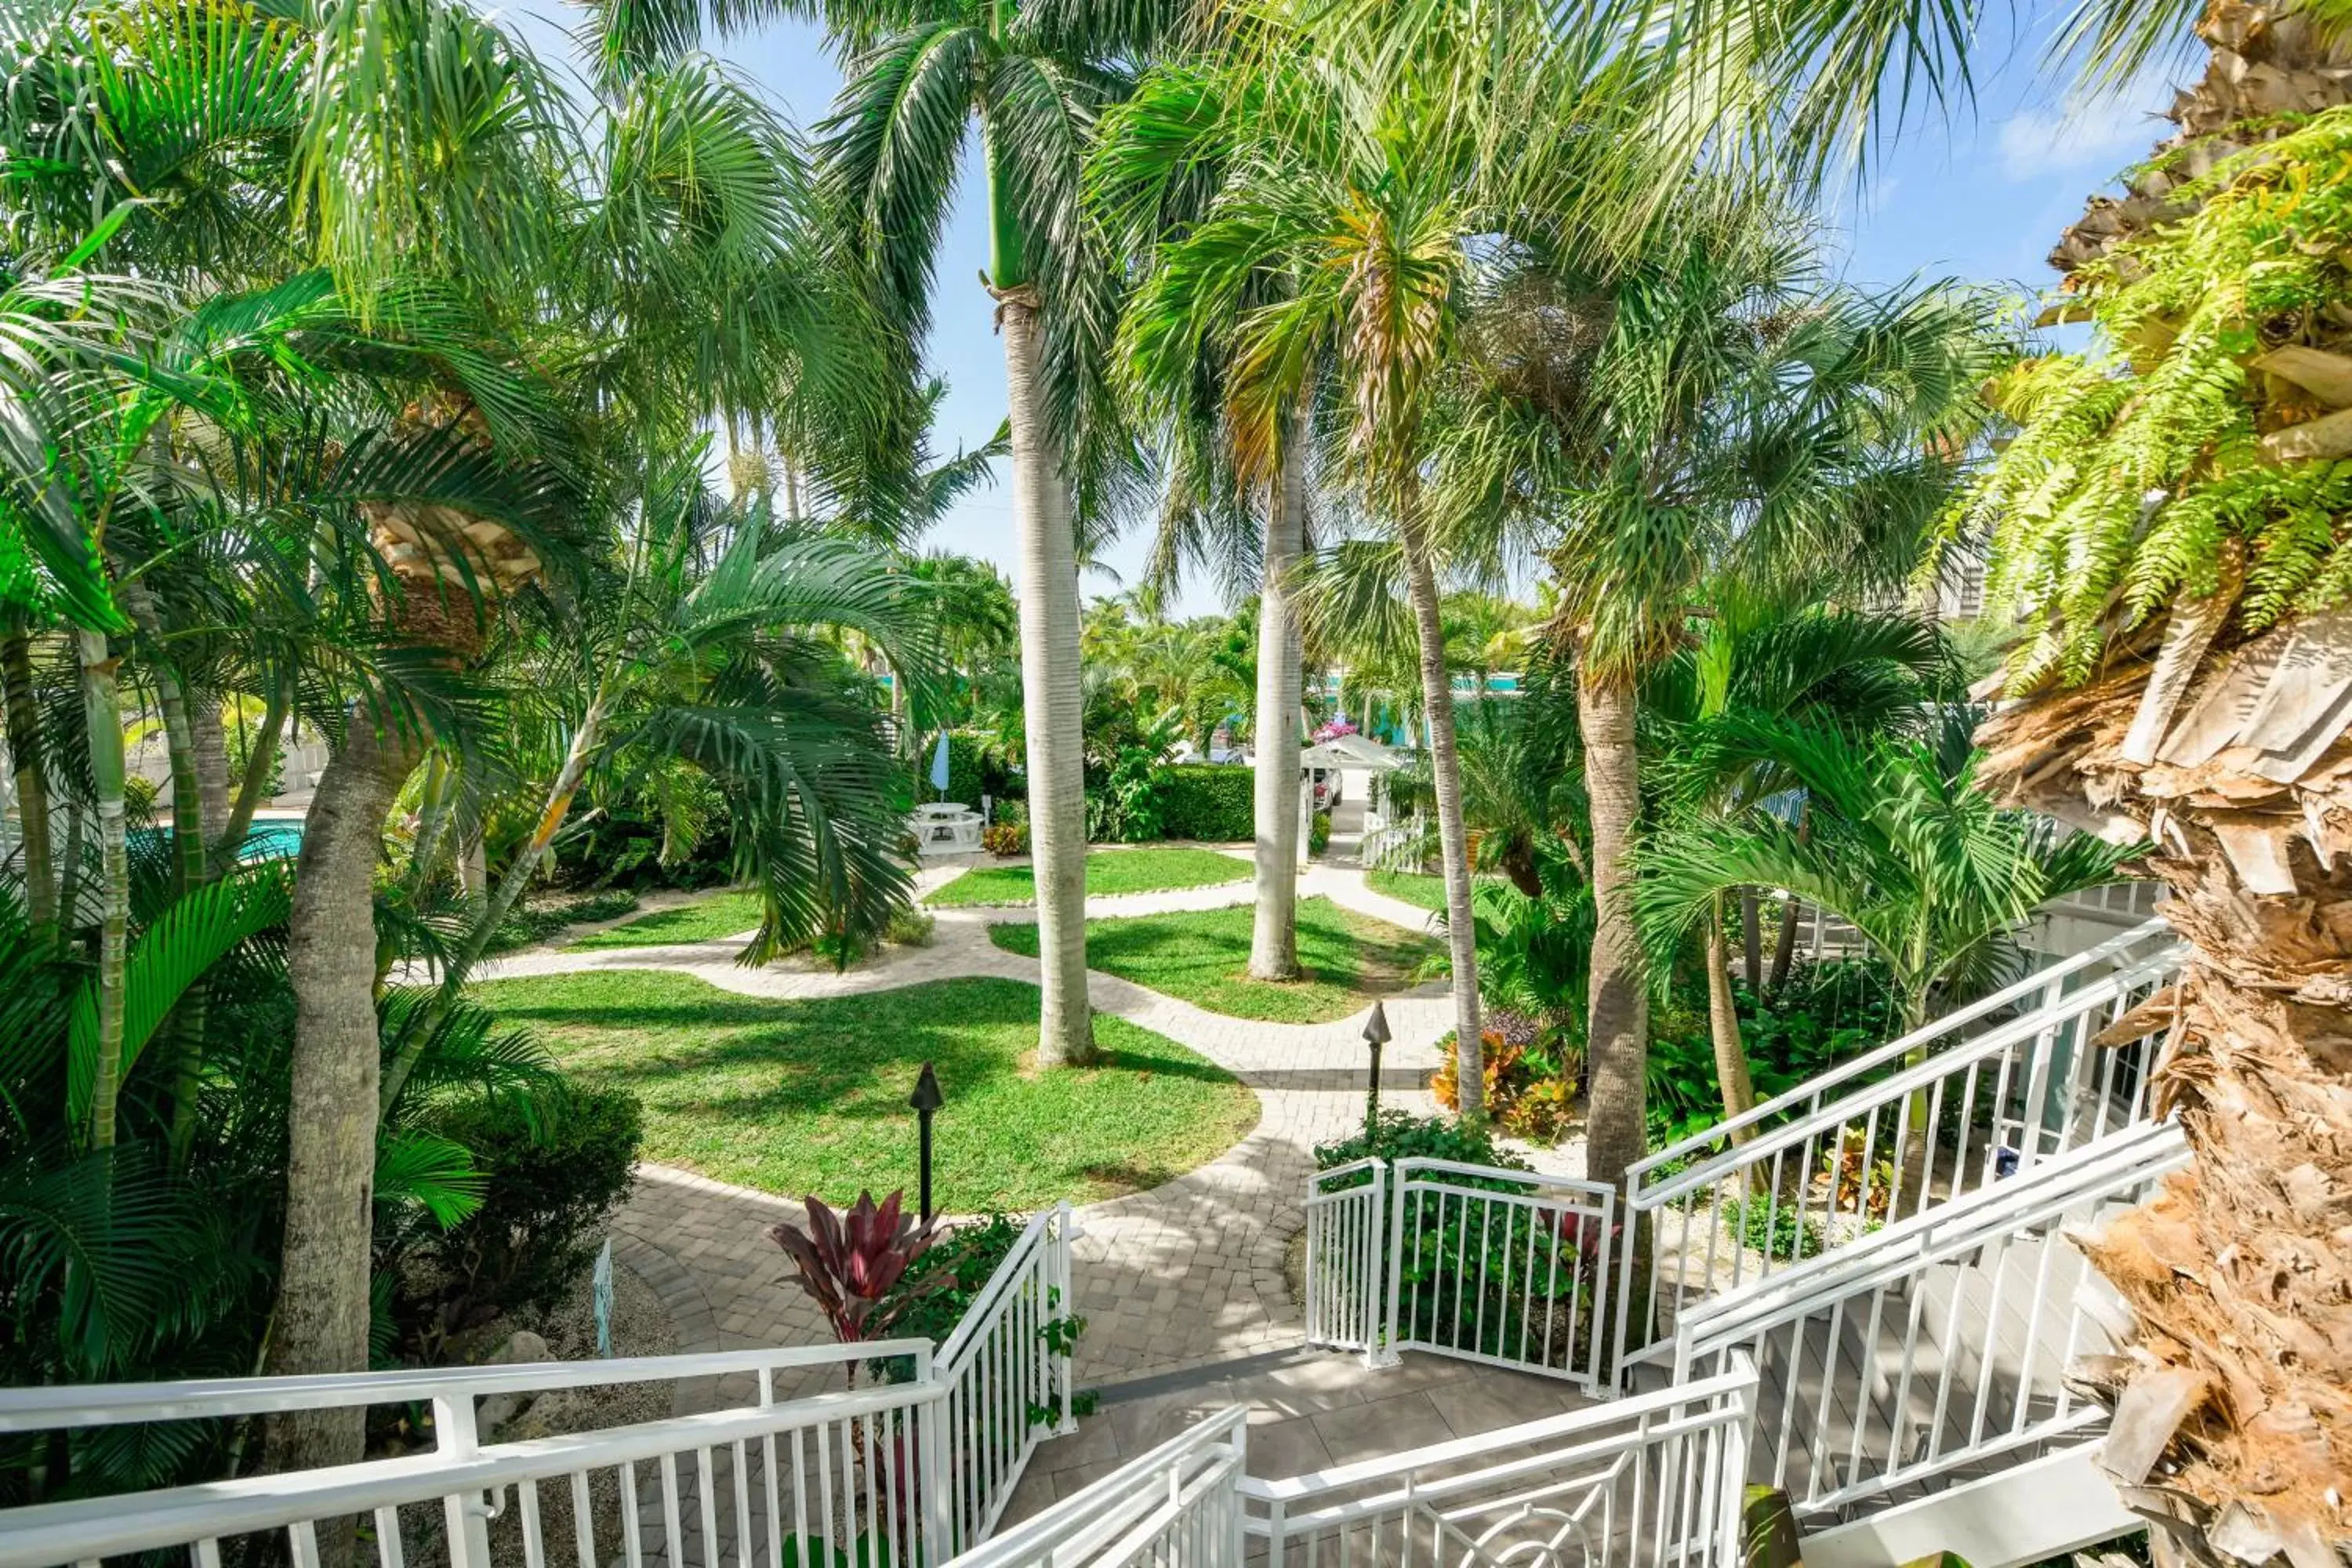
1002 1350 1599 1525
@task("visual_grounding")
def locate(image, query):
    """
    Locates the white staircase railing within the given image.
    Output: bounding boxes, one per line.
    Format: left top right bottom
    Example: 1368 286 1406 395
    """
951 1408 1249 1568
1613 920 2184 1373
935 1203 1081 1552
1303 1158 1388 1362
1668 1123 2188 1521
0 1343 949 1568
1244 1359 1759 1568
0 1208 1081 1568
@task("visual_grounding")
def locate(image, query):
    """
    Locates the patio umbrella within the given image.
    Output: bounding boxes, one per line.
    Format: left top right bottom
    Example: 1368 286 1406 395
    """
930 731 953 798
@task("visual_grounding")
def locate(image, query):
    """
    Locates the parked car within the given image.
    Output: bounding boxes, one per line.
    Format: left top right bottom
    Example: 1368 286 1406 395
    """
1307 765 1344 809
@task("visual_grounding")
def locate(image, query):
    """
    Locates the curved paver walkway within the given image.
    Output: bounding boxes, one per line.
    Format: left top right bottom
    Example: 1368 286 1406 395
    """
452 853 1548 1404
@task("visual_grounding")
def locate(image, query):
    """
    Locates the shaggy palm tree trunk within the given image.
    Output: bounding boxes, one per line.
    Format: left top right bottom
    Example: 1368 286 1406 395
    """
1249 405 1308 980
3 622 56 934
1400 514 1481 1114
998 285 1093 1066
1739 893 1762 990
191 700 231 843
1579 660 1647 1196
1704 895 1756 1143
267 712 424 1482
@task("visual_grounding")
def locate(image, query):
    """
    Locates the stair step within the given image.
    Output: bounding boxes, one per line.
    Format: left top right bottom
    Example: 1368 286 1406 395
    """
1798 1445 2140 1568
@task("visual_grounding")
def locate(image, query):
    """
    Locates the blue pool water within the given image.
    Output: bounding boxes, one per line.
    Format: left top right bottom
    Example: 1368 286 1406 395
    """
131 820 305 863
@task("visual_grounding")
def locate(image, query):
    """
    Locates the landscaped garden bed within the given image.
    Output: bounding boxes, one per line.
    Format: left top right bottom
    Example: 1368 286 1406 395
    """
925 845 1250 907
987 895 1433 1023
474 972 1258 1207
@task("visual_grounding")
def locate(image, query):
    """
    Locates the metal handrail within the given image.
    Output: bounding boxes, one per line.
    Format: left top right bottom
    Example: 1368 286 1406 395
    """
0 1382 941 1568
1632 948 2178 1212
936 1207 1055 1370
950 1406 1248 1568
1624 920 2180 1192
0 1341 917 1432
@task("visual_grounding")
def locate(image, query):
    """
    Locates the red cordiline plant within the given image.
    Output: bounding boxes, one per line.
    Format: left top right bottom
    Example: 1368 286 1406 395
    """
768 1189 938 1343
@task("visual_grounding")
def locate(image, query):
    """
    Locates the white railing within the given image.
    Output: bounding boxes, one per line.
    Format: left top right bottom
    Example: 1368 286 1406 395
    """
1613 920 2183 1373
0 1343 949 1568
952 1408 1248 1568
1359 811 1431 874
1386 1158 1617 1390
1668 1123 2187 1519
0 1207 1083 1568
1303 1159 1388 1363
935 1202 1081 1553
1244 1359 1757 1568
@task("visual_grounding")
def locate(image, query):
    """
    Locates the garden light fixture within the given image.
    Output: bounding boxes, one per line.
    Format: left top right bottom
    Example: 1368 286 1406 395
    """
909 1062 945 1221
1363 1000 1391 1132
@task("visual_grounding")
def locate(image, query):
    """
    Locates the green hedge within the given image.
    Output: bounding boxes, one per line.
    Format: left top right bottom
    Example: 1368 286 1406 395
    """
1159 764 1254 841
936 730 1020 807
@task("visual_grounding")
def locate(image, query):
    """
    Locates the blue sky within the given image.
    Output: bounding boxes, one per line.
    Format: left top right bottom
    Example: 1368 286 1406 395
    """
506 2 2183 614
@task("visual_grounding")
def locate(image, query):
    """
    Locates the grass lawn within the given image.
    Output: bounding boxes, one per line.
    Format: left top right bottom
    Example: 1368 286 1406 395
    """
990 896 1434 1024
475 971 1258 1208
1364 869 1450 913
568 889 768 950
926 846 1250 907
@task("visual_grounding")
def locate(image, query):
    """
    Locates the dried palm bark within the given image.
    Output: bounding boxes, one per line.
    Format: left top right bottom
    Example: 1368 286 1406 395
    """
1980 7 2352 1556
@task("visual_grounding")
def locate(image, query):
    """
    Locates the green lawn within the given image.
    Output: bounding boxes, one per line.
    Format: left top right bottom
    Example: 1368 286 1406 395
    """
1365 869 1450 913
926 846 1250 907
568 890 768 950
990 896 1434 1024
474 971 1258 1208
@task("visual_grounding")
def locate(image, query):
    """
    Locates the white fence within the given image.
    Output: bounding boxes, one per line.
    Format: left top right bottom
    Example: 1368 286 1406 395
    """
1303 1159 1388 1363
951 1409 1248 1568
0 1344 946 1568
1613 920 2183 1374
936 1203 1081 1552
1386 1158 1617 1390
0 1209 1080 1568
1668 1125 2187 1519
1244 1359 1759 1568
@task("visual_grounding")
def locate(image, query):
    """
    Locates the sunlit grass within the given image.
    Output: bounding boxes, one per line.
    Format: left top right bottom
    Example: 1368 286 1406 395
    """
989 896 1433 1024
567 890 768 950
926 846 1250 907
475 971 1258 1208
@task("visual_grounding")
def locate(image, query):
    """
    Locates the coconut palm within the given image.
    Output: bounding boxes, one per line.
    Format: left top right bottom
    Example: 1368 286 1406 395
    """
1430 200 2004 1191
1091 57 1319 978
593 0 1182 1068
1096 16 1610 1105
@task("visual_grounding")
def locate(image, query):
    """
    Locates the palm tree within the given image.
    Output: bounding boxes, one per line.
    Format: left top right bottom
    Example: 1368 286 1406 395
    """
1639 712 2133 1031
1091 60 1317 978
1642 604 1958 1130
1098 20 1592 1104
1431 205 2003 1192
1581 0 2352 1536
597 0 1181 1068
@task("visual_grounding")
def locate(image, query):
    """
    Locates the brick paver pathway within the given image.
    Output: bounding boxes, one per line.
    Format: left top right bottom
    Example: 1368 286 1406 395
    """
463 854 1563 1408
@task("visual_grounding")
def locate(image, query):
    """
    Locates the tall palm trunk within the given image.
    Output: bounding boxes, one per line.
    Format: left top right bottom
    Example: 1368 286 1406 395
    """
3 622 56 934
1579 659 1647 1195
1400 511 1481 1114
1738 893 1761 990
996 283 1094 1067
267 712 423 1478
76 630 129 1149
217 678 288 870
1704 895 1755 1142
1248 404 1308 980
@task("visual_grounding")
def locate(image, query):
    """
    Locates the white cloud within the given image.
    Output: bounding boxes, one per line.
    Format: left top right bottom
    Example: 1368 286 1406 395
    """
1994 82 2174 182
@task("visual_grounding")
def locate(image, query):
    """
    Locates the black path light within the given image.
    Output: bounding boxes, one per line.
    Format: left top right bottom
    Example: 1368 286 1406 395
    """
1362 1000 1392 1133
909 1062 944 1221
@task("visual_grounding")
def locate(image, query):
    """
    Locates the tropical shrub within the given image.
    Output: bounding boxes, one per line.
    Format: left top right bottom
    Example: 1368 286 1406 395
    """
981 820 1029 856
938 730 1018 808
1087 746 1170 842
406 1087 645 1353
768 1190 938 1343
1428 1012 1576 1140
1314 1110 1527 1173
1157 764 1254 840
1308 809 1331 855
